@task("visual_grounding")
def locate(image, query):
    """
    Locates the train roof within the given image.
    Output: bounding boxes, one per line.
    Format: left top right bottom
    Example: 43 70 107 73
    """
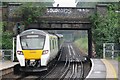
56 34 63 38
19 29 49 36
19 29 63 38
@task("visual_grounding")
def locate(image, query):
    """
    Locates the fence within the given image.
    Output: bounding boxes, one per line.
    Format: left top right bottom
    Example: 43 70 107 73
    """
0 49 13 62
103 43 120 59
0 37 17 62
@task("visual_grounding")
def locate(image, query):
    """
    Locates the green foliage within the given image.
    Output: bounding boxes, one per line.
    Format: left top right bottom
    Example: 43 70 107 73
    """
0 22 13 49
0 22 2 49
90 4 119 58
14 3 46 26
0 22 2 32
2 31 13 49
74 37 88 54
117 57 120 62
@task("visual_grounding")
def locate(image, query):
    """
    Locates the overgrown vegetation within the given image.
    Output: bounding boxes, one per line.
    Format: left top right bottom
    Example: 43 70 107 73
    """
0 3 46 49
74 37 88 54
2 31 13 49
90 4 119 58
0 22 2 49
13 2 46 26
117 57 120 62
0 22 13 49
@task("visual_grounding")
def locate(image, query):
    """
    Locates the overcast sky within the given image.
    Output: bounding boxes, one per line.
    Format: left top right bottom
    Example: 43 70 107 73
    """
53 0 76 7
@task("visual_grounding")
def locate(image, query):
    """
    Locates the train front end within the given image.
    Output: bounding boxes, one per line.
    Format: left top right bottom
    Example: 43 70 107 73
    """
16 29 50 72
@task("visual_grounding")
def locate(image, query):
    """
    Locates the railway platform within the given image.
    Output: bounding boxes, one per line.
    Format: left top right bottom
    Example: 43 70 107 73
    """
0 59 119 79
0 61 18 79
86 59 119 80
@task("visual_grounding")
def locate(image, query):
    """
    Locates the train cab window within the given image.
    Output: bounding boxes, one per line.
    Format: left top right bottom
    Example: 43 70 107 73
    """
20 35 45 50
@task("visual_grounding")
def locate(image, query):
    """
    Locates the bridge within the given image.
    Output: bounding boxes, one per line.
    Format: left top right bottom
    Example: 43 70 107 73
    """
1 3 119 80
1 4 110 58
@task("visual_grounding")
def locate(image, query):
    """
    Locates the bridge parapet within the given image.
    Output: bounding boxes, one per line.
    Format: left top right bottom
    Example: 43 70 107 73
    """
6 5 95 22
44 7 95 19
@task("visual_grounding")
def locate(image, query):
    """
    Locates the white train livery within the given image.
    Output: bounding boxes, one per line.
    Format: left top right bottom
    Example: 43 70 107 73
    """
14 29 63 73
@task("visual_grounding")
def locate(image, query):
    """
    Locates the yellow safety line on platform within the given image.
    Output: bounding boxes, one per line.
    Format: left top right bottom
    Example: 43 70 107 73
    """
102 59 117 80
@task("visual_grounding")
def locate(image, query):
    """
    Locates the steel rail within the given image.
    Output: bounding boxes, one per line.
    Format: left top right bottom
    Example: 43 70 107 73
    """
59 58 71 80
35 47 63 80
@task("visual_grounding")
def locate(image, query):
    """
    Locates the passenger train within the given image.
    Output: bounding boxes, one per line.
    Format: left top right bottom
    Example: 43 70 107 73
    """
14 29 63 73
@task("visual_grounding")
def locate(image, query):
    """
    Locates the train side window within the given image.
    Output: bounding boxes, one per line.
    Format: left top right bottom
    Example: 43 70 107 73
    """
50 38 53 50
52 39 54 49
55 39 57 48
56 39 58 48
54 39 56 48
53 39 56 49
54 39 56 49
50 40 52 50
54 39 55 48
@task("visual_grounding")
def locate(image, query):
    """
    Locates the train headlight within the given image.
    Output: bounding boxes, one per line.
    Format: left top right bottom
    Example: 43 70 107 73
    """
42 50 49 55
17 51 23 55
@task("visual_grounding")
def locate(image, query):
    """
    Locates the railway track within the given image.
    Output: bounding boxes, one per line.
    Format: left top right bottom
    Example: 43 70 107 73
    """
62 43 84 80
15 47 64 80
58 56 71 80
36 47 63 80
2 43 91 80
37 45 70 79
2 47 63 80
40 43 85 80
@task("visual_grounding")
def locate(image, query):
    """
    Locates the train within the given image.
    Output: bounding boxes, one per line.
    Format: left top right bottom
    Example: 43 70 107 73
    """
14 29 63 74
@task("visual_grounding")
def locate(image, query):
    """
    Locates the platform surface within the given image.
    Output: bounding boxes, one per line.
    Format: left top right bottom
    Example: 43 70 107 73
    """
0 61 18 79
0 61 18 70
103 59 119 79
86 59 119 79
0 59 119 79
86 59 106 79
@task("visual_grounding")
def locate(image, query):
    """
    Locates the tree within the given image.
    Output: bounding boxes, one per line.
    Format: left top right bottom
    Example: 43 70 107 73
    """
90 4 119 57
2 31 13 49
13 2 46 26
0 22 13 49
0 22 2 49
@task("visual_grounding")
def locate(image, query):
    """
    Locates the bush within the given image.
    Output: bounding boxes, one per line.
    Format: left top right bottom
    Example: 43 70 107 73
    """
90 4 119 58
2 31 13 49
74 37 88 54
0 22 2 49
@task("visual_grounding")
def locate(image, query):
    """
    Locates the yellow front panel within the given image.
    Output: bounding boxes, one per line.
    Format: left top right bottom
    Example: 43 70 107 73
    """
22 50 43 59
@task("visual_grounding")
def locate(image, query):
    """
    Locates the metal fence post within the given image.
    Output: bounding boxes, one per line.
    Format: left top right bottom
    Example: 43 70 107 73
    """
103 43 120 59
2 50 4 62
111 43 114 59
103 43 106 59
12 37 15 61
11 50 13 61
0 50 2 61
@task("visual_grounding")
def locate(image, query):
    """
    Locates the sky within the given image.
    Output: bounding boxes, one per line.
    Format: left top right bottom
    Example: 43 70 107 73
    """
53 0 76 7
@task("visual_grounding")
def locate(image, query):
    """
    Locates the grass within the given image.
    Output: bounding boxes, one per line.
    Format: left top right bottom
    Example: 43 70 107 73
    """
74 37 88 54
